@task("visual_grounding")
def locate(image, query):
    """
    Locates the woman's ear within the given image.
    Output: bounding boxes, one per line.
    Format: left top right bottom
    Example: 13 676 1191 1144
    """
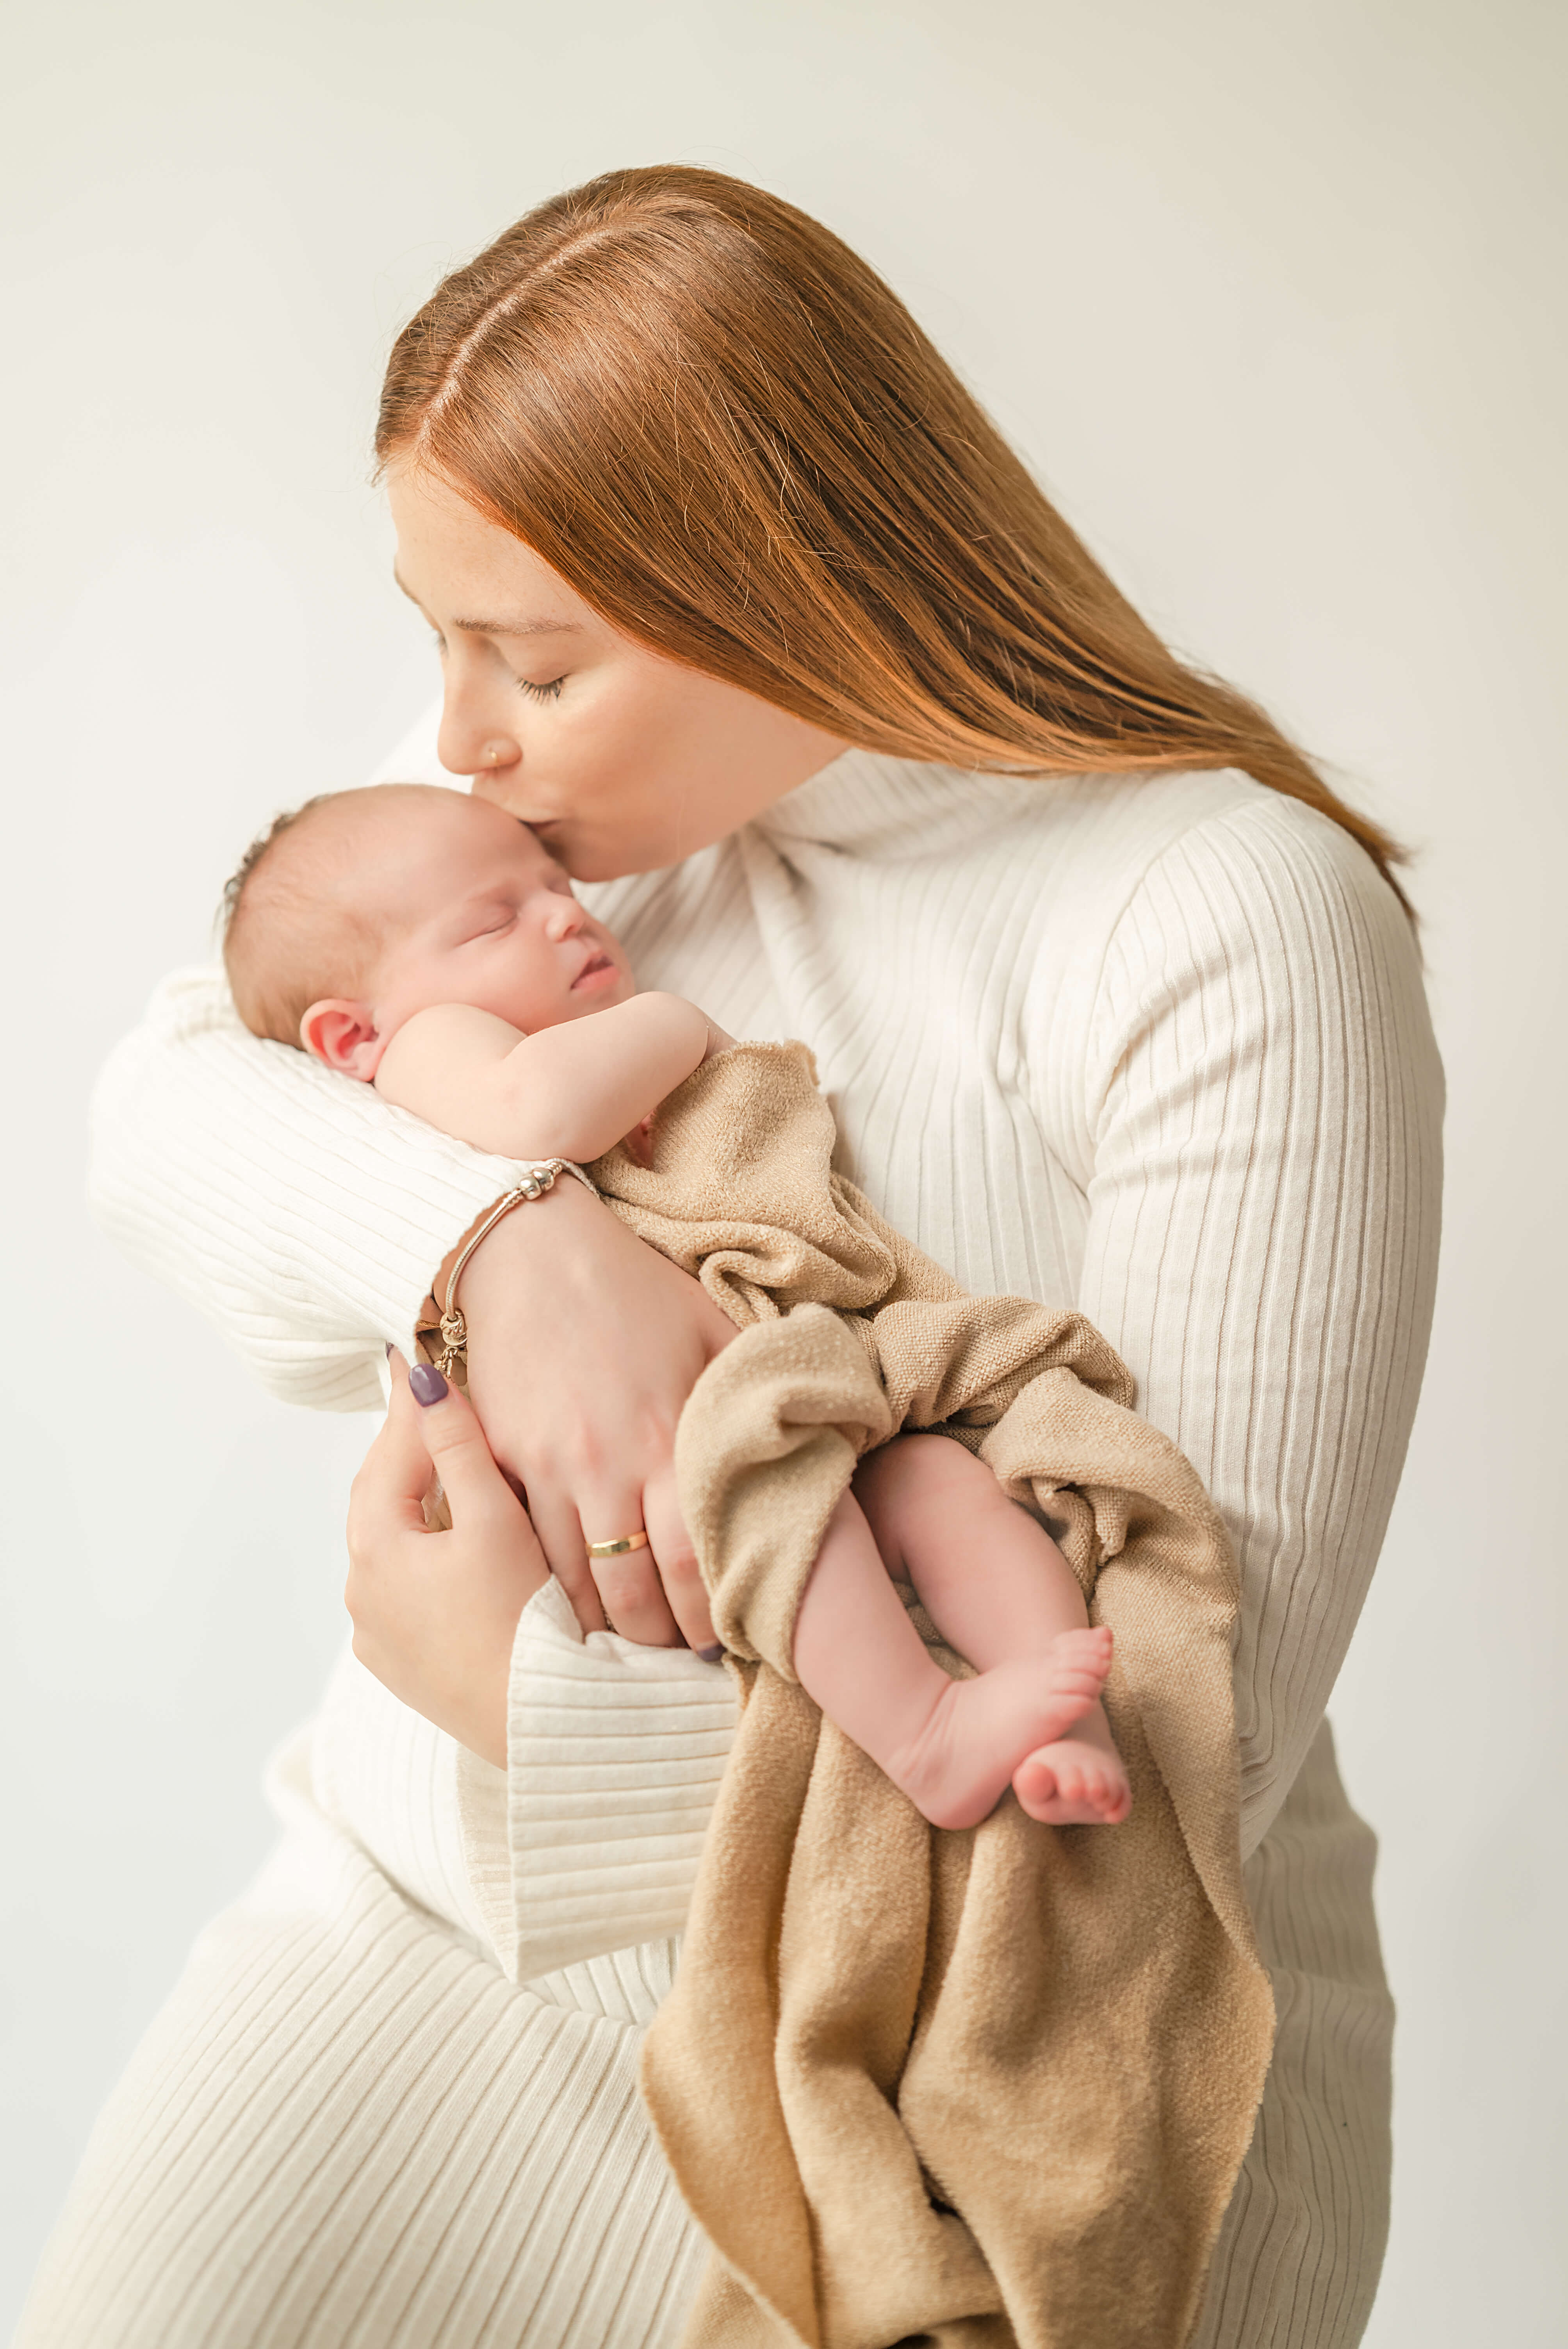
300 998 383 1080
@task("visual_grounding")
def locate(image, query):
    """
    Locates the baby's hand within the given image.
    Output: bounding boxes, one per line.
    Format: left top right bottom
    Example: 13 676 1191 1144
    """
620 1113 656 1167
618 1007 729 1163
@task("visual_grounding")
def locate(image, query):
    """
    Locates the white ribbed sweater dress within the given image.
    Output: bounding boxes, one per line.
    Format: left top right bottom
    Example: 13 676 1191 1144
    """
21 745 1443 2349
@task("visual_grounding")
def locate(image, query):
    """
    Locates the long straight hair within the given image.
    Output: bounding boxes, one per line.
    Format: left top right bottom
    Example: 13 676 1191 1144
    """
377 166 1408 911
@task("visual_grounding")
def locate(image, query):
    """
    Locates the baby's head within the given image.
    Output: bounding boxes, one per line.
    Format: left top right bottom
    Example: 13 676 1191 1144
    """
223 782 636 1079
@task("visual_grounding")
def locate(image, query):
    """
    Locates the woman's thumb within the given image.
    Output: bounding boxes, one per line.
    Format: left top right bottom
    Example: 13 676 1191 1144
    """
394 1356 512 1520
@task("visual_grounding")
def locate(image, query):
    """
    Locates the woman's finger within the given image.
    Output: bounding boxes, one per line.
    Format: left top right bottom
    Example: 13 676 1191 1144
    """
347 1353 440 1554
511 1481 600 1634
576 1483 683 1647
344 1354 551 1767
390 1359 519 1529
640 1469 718 1654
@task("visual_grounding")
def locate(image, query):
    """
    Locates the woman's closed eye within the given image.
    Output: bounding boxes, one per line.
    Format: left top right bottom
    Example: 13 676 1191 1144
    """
517 675 565 703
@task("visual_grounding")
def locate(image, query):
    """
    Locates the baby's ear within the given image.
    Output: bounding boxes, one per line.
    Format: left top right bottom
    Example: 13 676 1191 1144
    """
300 999 381 1080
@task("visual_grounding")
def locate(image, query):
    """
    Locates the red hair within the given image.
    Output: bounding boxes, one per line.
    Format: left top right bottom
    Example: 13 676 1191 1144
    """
377 165 1408 912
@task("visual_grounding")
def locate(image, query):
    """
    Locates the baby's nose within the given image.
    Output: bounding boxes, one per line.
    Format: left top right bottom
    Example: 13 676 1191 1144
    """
542 895 584 939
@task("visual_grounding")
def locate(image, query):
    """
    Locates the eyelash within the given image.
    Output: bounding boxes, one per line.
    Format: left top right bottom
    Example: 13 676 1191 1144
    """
425 631 563 703
429 620 570 700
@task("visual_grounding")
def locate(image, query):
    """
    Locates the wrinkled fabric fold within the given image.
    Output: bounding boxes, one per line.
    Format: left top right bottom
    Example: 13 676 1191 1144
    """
588 1043 1276 2349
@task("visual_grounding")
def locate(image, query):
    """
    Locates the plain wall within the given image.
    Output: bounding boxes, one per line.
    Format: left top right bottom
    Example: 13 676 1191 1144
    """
3 2 1564 2339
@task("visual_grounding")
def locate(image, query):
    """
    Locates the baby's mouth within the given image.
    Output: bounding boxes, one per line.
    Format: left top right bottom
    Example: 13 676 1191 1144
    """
572 950 615 988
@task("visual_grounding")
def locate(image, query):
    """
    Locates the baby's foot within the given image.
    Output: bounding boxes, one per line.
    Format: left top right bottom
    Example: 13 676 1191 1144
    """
886 1626 1120 1832
1012 1683 1131 1827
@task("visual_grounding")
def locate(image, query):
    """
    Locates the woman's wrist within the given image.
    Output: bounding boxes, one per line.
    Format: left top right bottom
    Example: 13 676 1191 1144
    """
429 1168 603 1332
448 1171 729 1648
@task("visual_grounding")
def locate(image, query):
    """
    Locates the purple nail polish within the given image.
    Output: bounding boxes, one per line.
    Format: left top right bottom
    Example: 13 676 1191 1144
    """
697 1643 724 1664
409 1362 449 1407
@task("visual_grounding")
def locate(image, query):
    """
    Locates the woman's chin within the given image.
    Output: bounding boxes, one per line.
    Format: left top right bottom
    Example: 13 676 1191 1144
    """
551 822 713 887
558 841 648 885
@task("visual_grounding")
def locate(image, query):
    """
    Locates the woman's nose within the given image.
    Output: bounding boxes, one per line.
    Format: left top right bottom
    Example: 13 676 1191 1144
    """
438 718 520 783
436 667 521 784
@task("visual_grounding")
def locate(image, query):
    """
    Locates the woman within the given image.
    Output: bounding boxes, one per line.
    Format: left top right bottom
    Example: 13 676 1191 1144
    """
23 166 1440 2347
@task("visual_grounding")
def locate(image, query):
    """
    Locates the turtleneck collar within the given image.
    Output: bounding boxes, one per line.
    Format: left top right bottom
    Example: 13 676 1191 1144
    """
748 747 1057 861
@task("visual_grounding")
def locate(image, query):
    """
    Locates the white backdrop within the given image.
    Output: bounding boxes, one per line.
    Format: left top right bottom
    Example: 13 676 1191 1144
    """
3 2 1564 2340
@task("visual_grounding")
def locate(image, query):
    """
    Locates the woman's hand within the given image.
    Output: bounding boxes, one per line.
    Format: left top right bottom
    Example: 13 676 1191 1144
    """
456 1178 732 1651
345 1353 549 1768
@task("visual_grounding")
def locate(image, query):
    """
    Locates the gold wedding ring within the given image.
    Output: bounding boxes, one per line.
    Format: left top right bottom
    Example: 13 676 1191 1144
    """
585 1531 650 1559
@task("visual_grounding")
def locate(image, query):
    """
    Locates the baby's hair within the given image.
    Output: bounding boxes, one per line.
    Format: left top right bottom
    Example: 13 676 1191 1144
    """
220 798 323 939
221 781 457 1047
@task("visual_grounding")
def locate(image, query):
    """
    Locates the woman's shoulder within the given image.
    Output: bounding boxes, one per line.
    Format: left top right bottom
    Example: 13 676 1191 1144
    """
1014 766 1435 1139
1012 768 1440 1192
1023 765 1417 973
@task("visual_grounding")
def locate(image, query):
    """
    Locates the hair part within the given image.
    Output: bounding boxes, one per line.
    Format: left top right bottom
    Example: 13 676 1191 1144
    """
221 783 454 1045
377 164 1409 915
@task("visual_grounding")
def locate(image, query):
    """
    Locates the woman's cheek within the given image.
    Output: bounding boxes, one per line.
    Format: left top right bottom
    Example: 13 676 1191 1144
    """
576 720 665 827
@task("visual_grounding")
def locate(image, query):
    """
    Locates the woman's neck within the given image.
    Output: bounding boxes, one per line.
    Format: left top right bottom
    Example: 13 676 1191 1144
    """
748 747 1062 859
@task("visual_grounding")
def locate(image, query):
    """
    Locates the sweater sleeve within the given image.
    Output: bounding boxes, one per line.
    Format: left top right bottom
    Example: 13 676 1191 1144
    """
455 1577 738 1983
87 964 539 1409
90 957 741 1969
1071 797 1442 1861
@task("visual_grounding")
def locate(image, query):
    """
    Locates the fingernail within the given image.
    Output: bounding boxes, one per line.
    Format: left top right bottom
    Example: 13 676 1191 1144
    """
385 1341 394 1359
409 1363 449 1407
697 1643 724 1664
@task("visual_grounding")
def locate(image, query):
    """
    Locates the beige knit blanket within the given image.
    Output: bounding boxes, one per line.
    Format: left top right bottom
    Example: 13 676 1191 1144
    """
586 1043 1275 2349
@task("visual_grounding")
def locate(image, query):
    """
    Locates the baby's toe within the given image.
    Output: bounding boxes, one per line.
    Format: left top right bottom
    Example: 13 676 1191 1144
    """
1013 1755 1058 1819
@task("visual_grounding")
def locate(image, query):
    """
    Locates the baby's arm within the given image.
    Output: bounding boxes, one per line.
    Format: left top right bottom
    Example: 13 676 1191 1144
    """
374 995 727 1162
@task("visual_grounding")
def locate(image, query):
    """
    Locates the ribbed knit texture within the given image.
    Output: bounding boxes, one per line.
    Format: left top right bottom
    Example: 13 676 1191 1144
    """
25 743 1440 2347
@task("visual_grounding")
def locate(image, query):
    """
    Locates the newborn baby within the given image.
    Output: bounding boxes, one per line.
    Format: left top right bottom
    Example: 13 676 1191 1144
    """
223 782 1131 1831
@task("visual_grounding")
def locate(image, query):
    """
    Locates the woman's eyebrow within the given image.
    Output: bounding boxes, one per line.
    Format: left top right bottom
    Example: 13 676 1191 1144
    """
391 567 583 639
454 615 586 640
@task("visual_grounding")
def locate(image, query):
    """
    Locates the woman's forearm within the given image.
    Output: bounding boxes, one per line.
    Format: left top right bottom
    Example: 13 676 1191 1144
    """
89 967 541 1406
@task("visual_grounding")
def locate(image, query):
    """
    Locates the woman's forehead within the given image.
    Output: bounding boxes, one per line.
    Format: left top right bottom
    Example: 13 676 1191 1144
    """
387 465 596 634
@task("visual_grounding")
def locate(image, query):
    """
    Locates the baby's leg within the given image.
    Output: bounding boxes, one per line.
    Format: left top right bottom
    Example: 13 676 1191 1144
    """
792 1489 1113 1829
854 1434 1131 1829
